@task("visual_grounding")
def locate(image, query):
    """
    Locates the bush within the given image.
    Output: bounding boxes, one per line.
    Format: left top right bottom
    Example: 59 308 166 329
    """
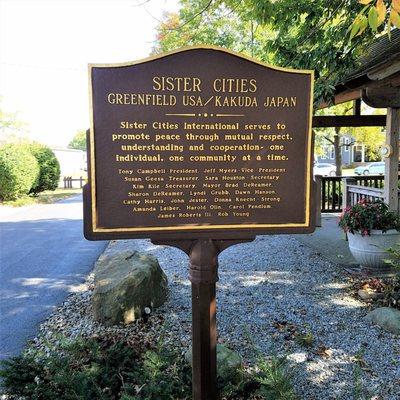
0 337 140 400
0 335 298 400
0 338 192 400
0 143 39 201
28 143 60 194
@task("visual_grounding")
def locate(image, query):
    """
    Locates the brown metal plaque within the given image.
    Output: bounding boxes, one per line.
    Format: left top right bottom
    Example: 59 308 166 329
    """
84 46 315 240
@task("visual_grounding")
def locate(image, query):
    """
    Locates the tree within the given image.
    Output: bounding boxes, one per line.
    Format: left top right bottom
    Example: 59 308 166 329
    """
68 130 86 151
152 0 272 61
28 143 60 194
0 143 39 201
348 108 386 160
349 0 400 39
315 102 354 176
0 100 28 144
226 0 378 105
154 0 376 105
315 102 385 174
154 1 387 175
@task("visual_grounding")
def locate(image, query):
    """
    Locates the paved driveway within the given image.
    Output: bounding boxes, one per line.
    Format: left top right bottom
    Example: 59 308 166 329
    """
0 194 107 359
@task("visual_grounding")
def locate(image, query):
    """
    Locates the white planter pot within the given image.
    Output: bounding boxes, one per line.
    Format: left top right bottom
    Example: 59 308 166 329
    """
347 229 400 272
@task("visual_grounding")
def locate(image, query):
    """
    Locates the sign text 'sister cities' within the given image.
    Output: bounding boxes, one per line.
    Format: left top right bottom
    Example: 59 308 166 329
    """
86 47 314 239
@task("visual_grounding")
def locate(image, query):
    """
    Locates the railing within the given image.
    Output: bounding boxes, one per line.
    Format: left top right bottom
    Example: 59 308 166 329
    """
63 176 86 189
320 176 343 212
354 176 384 189
342 176 400 210
345 184 385 206
315 174 385 214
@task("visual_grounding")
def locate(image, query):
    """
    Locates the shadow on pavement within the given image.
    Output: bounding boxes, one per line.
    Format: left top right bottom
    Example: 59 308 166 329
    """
0 217 107 359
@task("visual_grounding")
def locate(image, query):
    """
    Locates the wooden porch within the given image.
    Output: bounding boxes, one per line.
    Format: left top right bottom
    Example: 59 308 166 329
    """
315 30 400 213
342 177 400 211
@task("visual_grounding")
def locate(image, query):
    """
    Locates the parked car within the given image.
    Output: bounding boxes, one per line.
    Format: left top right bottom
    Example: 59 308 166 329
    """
368 162 385 175
354 162 385 176
313 163 336 176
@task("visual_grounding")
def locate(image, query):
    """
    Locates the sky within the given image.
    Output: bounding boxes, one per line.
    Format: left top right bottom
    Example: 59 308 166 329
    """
0 0 179 147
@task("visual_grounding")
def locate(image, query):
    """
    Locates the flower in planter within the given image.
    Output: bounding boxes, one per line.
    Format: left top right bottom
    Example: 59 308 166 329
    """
338 199 400 236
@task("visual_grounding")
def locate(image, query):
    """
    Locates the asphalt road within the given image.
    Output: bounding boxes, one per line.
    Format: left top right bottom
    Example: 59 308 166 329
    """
0 194 107 359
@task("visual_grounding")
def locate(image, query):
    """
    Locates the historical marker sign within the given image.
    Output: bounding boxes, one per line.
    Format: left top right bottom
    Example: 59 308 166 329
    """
84 46 315 240
84 46 315 400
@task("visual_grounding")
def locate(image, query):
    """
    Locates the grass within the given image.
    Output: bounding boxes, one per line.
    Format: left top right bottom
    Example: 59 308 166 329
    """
1 188 82 207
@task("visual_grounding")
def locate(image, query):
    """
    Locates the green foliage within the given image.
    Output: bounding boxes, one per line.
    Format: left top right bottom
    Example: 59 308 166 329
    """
352 125 385 161
68 129 87 151
28 143 60 194
314 102 354 174
255 356 297 400
295 332 314 348
352 347 366 400
236 0 376 105
154 0 376 105
0 143 39 201
347 107 386 160
349 0 400 38
314 103 385 170
122 347 192 400
0 99 28 142
2 188 81 207
384 246 400 309
339 199 400 236
0 335 298 400
0 337 140 400
152 0 271 61
385 244 400 271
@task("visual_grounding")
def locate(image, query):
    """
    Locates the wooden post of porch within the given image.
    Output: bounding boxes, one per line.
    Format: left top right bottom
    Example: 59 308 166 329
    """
342 177 357 210
384 108 400 211
314 175 322 227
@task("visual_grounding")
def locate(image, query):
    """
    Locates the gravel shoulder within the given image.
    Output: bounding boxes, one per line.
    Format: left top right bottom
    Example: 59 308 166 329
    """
28 236 400 400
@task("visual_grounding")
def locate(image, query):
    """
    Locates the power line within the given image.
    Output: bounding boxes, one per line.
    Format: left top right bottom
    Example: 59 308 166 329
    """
0 62 84 72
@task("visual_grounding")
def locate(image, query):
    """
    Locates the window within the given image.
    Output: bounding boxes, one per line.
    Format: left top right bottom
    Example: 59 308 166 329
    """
353 145 363 162
343 137 351 152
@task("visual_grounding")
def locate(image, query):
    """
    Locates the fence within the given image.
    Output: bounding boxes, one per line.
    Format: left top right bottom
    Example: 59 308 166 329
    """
63 176 86 189
342 176 400 210
316 175 385 213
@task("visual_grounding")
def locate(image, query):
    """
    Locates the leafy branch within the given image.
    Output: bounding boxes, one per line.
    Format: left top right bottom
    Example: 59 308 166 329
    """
349 0 400 40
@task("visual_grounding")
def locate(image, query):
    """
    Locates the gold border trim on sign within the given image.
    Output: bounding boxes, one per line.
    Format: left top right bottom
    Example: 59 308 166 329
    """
88 45 314 233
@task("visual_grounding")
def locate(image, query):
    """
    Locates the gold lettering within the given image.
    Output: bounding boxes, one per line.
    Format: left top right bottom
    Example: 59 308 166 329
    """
212 78 257 93
264 96 297 108
152 76 202 92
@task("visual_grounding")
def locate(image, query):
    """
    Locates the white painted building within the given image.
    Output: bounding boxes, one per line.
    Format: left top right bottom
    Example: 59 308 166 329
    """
51 148 86 186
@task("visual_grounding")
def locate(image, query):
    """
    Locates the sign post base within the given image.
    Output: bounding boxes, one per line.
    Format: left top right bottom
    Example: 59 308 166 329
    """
189 239 218 400
152 238 254 400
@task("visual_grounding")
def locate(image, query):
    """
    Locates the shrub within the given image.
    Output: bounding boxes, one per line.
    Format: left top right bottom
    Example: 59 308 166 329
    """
0 337 140 400
28 143 60 194
0 334 298 400
0 143 39 200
